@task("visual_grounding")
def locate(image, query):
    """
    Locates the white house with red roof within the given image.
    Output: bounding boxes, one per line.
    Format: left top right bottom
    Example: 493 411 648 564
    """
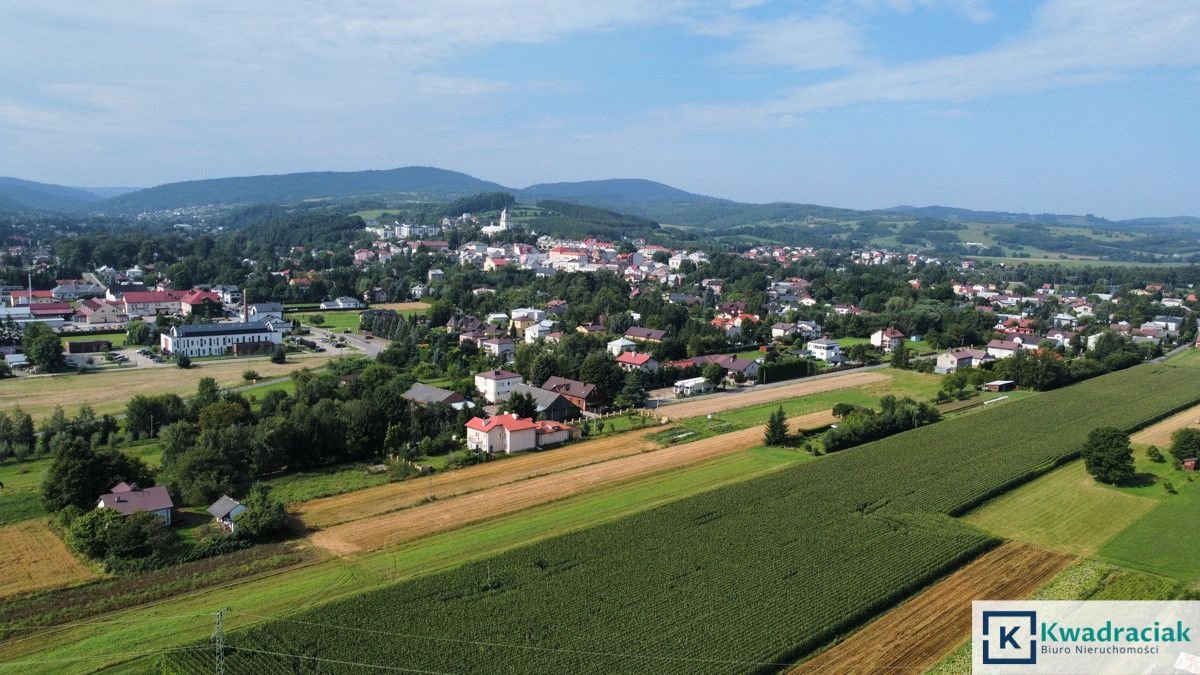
616 351 659 373
465 414 577 454
870 327 906 353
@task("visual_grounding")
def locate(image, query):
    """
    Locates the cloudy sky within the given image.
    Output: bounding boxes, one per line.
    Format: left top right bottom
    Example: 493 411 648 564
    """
2 1 1198 218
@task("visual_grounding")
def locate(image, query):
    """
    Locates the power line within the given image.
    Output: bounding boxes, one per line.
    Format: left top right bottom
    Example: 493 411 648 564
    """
224 646 456 674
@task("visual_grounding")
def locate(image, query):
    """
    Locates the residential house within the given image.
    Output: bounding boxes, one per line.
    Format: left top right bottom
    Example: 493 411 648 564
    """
935 348 993 374
427 269 445 283
97 482 174 525
8 289 55 306
616 352 659 373
206 495 247 532
179 289 223 316
160 321 283 357
523 320 556 344
770 323 798 341
122 290 184 317
480 337 516 361
1149 315 1187 334
509 308 545 332
807 338 843 363
465 414 576 454
542 376 603 412
509 384 581 421
246 302 285 325
51 281 105 301
76 298 128 325
624 326 667 342
870 327 905 353
319 296 365 310
402 383 473 411
475 369 524 403
576 322 607 335
986 339 1023 359
606 337 638 356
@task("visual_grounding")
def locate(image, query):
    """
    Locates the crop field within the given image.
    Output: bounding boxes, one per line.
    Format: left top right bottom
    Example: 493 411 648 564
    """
791 542 1073 675
0 520 97 599
371 301 431 314
293 311 361 331
0 352 337 420
308 411 835 555
155 363 1200 674
0 447 810 672
963 461 1157 556
1130 400 1200 446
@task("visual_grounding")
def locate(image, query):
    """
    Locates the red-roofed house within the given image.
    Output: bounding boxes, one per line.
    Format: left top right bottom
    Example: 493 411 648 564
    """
9 289 54 306
870 327 905 353
465 414 578 454
986 339 1023 359
28 302 75 320
179 289 222 316
616 351 659 373
77 298 128 325
122 290 185 317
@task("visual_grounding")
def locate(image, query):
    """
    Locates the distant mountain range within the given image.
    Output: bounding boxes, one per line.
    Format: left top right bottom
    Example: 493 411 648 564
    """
1 166 1196 230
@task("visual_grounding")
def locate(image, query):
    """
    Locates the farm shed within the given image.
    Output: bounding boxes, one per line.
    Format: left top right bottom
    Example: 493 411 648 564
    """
983 380 1016 392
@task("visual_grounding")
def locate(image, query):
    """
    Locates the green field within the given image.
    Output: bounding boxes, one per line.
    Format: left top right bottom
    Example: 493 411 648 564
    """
0 442 161 527
142 363 1200 673
963 461 1157 556
1097 451 1200 582
293 311 361 331
60 332 128 349
0 447 809 672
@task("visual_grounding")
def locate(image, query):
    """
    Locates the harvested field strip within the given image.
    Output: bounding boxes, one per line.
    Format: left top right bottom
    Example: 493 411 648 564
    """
296 427 661 529
790 542 1074 675
0 521 97 599
309 410 834 555
658 370 888 419
1130 400 1200 447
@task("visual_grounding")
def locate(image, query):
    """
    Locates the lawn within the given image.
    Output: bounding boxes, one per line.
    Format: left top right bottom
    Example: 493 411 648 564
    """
263 463 395 504
1097 449 1200 582
962 461 1157 556
60 332 128 349
292 311 362 331
0 446 807 671
0 352 337 420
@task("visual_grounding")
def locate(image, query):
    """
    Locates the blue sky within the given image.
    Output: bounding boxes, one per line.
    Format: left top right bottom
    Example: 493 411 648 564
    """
1 1 1198 218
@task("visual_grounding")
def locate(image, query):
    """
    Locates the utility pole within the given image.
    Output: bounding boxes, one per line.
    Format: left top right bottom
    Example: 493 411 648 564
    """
213 607 230 675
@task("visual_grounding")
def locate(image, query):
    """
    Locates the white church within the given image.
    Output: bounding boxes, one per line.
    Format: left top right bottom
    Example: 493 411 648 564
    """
480 207 510 236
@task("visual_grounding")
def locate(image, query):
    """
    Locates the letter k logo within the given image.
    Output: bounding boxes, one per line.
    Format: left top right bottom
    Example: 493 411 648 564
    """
981 610 1037 665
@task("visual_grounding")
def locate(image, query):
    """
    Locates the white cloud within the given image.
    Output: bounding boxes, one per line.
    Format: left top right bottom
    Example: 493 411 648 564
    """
714 15 867 71
671 0 1200 127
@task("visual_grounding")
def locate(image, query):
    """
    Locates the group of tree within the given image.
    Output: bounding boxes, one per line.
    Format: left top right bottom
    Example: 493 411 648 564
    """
821 396 941 453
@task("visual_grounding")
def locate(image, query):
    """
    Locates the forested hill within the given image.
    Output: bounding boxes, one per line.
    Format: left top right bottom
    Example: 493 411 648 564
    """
102 166 511 212
518 178 723 205
0 177 104 211
887 205 1200 229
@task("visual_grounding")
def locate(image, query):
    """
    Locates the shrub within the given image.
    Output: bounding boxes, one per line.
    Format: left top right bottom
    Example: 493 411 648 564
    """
177 354 192 369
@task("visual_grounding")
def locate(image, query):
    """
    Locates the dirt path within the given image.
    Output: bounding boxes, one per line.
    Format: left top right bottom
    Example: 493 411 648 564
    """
789 542 1074 675
1131 401 1200 447
0 520 97 599
657 371 888 419
309 411 834 556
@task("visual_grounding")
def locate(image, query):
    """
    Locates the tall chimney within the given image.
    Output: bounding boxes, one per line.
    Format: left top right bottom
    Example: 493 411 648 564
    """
242 288 248 323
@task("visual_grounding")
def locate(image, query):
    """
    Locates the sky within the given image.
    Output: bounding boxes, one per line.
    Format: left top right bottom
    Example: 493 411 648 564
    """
1 1 1199 219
